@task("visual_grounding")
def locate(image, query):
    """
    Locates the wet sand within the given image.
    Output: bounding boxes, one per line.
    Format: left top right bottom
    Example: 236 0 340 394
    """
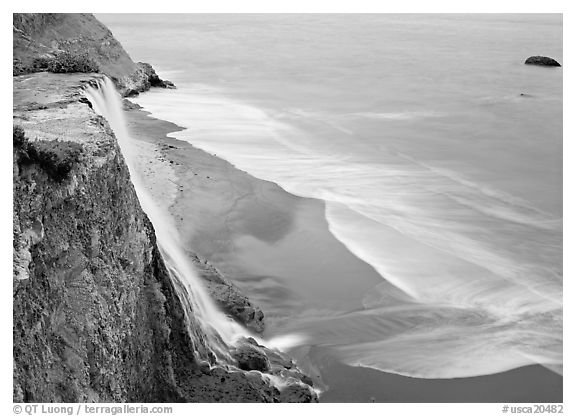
316 350 562 403
123 104 562 403
124 105 386 317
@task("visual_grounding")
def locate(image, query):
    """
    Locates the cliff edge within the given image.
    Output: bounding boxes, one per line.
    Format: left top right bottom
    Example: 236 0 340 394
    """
13 73 317 403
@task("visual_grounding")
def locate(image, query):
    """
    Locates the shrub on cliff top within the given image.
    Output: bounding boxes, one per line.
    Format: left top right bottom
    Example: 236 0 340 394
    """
13 125 27 148
13 60 31 76
31 56 52 71
43 51 99 74
14 52 99 75
27 140 83 182
14 125 83 182
14 124 33 169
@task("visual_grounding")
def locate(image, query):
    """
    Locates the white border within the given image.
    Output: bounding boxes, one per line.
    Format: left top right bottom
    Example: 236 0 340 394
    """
2 4 571 415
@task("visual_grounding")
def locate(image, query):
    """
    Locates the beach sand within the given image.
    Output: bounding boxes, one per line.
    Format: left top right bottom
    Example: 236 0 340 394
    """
123 103 562 403
124 105 386 317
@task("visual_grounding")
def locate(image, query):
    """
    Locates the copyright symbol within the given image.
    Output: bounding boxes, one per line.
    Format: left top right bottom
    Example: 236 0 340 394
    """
13 405 22 414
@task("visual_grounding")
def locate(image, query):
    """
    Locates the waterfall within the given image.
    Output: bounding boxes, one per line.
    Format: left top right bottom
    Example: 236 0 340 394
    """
84 77 251 363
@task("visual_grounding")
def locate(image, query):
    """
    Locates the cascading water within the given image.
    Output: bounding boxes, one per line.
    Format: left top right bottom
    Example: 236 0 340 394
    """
84 77 255 363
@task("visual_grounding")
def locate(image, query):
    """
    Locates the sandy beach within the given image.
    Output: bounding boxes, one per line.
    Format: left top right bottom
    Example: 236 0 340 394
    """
124 104 386 316
123 102 562 403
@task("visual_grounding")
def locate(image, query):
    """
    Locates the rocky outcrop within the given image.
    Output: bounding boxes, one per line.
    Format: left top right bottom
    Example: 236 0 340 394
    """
122 62 176 97
193 257 265 333
232 343 271 372
232 338 318 402
13 72 317 403
525 56 561 67
122 99 143 111
13 13 173 96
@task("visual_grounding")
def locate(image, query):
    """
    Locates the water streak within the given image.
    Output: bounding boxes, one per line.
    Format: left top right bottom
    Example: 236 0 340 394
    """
133 85 562 378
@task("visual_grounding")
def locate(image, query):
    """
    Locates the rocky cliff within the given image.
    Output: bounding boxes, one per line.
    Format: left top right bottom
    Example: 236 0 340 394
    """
13 72 317 403
13 13 172 96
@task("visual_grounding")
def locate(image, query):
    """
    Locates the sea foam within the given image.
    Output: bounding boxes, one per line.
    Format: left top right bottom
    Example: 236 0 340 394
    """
132 85 562 378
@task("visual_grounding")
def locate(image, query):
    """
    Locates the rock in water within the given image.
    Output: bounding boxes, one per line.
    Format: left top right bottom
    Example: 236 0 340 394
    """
135 62 176 89
525 56 561 67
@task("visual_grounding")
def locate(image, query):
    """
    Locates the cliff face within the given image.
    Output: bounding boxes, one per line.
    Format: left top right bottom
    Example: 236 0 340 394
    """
13 73 316 403
14 73 181 401
13 13 171 96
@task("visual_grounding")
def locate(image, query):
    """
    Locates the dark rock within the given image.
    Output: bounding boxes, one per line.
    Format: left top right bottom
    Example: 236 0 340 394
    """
198 360 212 375
278 384 318 403
193 257 265 333
300 374 314 387
138 62 164 87
122 99 142 111
249 338 316 395
524 56 561 67
266 348 295 369
136 62 176 90
234 337 314 390
244 337 259 346
125 89 139 98
232 342 271 372
79 97 93 109
109 62 176 97
519 93 535 98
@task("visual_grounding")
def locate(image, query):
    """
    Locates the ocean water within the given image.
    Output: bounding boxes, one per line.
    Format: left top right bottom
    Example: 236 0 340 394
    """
98 14 562 385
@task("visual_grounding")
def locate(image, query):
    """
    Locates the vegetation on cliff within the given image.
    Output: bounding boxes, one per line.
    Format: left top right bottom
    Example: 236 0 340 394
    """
14 125 83 182
32 51 99 74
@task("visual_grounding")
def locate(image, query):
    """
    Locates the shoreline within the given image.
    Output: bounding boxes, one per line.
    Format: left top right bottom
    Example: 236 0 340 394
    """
123 101 269 334
122 97 562 402
123 102 386 316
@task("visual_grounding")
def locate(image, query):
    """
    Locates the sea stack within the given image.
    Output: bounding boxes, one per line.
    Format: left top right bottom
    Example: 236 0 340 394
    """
524 56 561 67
